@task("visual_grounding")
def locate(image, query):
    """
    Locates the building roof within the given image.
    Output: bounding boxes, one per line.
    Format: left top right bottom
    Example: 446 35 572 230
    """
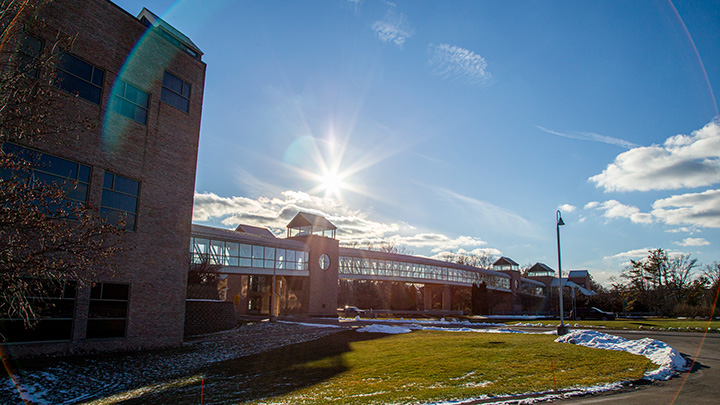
528 262 555 274
567 270 590 278
287 212 337 230
137 8 203 59
235 224 276 238
549 278 596 296
493 256 519 267
191 224 306 250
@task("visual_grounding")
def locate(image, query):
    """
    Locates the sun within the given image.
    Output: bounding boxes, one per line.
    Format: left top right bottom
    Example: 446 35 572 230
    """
319 170 345 197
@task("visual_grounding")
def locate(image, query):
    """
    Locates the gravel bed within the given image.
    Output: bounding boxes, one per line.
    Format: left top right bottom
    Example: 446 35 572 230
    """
1 321 346 404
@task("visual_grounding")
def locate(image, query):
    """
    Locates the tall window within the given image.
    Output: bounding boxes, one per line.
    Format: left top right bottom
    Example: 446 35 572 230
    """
101 172 139 231
15 32 43 78
55 52 104 104
111 81 149 124
161 71 190 112
1 143 91 204
0 281 77 343
86 282 129 339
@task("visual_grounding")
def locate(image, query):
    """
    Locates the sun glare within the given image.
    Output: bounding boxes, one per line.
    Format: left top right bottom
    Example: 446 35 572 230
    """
319 170 345 198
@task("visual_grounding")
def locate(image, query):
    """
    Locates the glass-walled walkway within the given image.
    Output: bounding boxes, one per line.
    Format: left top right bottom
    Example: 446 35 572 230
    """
338 248 511 291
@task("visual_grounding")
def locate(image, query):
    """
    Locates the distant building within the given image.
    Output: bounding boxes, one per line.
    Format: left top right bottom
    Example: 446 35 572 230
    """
567 270 592 290
1 0 205 357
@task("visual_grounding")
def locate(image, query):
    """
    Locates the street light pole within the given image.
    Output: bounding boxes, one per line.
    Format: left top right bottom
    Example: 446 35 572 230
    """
556 210 568 335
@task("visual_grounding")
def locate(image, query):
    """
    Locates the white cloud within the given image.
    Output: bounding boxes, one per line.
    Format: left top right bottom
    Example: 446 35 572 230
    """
537 126 639 149
558 204 576 213
675 237 710 247
193 190 496 254
428 43 491 85
665 227 694 233
652 188 720 228
606 248 654 260
589 120 720 192
371 9 413 47
587 200 653 224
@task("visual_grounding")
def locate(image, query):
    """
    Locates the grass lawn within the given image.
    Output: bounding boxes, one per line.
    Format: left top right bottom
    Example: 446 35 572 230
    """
511 318 720 332
238 331 651 405
127 330 651 405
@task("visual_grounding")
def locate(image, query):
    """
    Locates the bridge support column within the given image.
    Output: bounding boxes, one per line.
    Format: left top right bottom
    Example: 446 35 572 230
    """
423 286 433 310
442 285 451 311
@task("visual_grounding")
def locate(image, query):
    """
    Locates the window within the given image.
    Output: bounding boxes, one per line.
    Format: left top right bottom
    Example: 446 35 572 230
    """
15 32 43 78
0 281 77 343
111 81 149 124
1 143 91 204
101 172 139 231
161 71 190 112
55 52 104 104
87 283 129 339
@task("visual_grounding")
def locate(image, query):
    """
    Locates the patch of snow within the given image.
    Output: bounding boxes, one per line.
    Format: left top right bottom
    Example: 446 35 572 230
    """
356 324 412 334
428 382 624 404
555 330 688 380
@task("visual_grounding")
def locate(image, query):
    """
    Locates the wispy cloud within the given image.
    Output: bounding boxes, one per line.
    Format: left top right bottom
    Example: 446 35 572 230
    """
675 237 710 247
558 204 576 213
537 126 639 149
428 43 491 85
371 8 413 48
427 186 536 237
193 190 495 253
589 120 720 192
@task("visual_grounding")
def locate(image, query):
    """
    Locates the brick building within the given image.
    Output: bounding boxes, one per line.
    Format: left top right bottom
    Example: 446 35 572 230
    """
1 0 205 357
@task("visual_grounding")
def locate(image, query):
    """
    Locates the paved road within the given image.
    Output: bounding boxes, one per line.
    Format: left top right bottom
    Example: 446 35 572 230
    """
559 329 719 404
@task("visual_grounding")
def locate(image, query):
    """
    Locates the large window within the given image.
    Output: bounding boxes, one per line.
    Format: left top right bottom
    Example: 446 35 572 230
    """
111 81 149 124
1 143 91 205
339 255 511 290
0 281 77 343
161 71 190 112
101 172 139 231
55 52 104 104
86 282 129 339
190 237 309 271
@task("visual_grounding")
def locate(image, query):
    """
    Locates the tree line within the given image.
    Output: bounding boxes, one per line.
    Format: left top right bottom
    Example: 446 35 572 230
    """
588 249 719 317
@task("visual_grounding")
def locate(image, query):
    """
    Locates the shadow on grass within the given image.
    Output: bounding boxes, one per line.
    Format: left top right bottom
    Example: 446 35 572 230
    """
120 330 386 404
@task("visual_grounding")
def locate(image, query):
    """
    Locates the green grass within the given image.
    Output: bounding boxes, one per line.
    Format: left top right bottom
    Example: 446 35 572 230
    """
242 330 652 405
508 318 720 332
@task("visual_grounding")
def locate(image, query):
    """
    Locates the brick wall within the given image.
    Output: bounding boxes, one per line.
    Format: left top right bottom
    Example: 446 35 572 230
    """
3 0 205 358
184 300 238 337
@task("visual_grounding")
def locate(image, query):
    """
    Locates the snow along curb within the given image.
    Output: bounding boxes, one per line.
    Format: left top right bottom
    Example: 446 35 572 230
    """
555 329 688 380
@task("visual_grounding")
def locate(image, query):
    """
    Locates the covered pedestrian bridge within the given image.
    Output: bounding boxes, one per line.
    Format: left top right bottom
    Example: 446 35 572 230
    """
189 213 548 317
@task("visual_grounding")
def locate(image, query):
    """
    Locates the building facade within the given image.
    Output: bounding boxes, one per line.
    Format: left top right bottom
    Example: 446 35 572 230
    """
191 213 552 317
1 0 205 357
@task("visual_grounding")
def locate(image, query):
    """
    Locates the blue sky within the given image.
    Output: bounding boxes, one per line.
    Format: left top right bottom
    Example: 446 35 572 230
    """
115 0 720 285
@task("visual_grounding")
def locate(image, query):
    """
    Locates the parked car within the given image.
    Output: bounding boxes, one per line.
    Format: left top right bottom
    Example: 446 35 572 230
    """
340 305 364 317
570 307 616 320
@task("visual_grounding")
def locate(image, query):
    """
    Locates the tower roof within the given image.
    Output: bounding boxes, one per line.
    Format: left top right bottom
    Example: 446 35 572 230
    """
493 256 519 267
287 212 337 230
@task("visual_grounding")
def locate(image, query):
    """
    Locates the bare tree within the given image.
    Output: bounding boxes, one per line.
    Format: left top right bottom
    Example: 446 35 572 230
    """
365 240 412 255
441 251 496 269
0 0 122 335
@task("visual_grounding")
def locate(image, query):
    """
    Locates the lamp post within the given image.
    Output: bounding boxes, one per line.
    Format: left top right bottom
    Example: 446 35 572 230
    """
556 210 569 335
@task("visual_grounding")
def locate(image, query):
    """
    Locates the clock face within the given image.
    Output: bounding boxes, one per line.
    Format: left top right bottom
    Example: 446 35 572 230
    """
319 253 330 270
